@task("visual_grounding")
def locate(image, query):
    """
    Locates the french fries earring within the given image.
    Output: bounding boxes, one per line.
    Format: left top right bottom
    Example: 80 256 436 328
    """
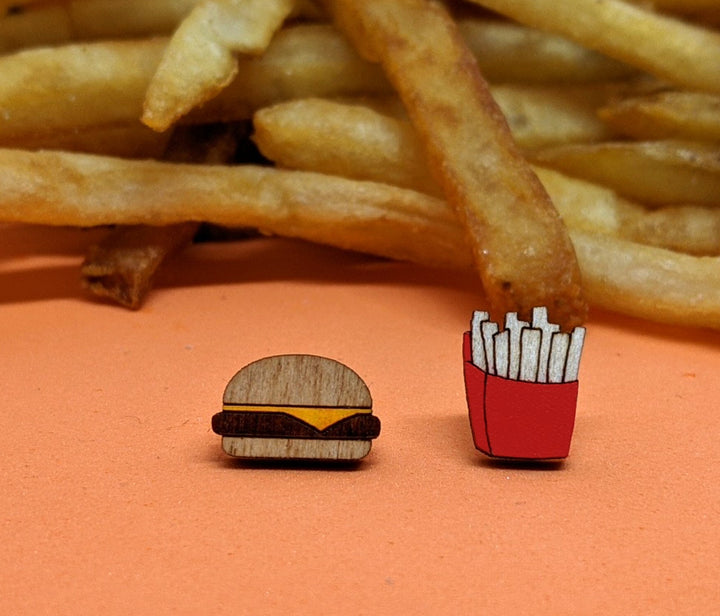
463 307 586 461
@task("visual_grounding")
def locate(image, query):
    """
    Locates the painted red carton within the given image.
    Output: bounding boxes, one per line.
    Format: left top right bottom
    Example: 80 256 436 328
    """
463 332 578 460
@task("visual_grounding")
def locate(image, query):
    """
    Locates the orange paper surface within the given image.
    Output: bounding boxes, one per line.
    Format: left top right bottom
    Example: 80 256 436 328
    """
1 224 718 615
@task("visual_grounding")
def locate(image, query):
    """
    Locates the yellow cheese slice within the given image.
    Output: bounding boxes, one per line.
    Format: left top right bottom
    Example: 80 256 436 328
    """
222 404 371 431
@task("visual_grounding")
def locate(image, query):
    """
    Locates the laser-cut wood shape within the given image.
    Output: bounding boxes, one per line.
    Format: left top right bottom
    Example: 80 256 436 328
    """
212 354 380 461
464 308 585 461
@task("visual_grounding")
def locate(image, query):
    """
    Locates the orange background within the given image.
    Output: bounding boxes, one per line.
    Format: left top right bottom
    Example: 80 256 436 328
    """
1 223 718 615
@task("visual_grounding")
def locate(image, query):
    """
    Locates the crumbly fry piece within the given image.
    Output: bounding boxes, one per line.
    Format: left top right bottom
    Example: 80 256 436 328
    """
466 0 720 93
81 223 199 308
323 0 586 329
81 123 244 307
142 0 295 132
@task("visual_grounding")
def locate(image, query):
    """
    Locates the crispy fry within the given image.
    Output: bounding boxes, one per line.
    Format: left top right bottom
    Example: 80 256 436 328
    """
533 140 720 206
2 123 172 158
467 0 720 93
82 223 199 308
253 98 441 195
598 91 720 142
81 122 245 307
0 26 389 143
535 166 720 256
1 148 720 329
323 0 586 329
457 18 636 84
0 148 465 269
142 0 295 132
0 38 166 142
254 97 720 256
0 5 72 52
0 1 200 52
569 229 720 330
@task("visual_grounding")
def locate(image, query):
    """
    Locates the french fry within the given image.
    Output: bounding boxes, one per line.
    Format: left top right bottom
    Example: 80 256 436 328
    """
467 0 720 93
0 148 465 270
0 38 166 142
81 223 199 308
569 229 720 330
598 91 720 142
254 96 720 256
1 148 720 328
81 122 245 307
3 123 173 158
457 18 636 84
536 166 720 257
0 25 389 143
69 0 200 39
323 0 586 329
0 5 72 52
253 98 441 195
0 0 200 53
142 0 296 132
533 141 720 206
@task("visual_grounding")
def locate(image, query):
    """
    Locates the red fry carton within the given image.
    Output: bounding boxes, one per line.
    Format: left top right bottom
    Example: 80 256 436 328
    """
463 332 579 460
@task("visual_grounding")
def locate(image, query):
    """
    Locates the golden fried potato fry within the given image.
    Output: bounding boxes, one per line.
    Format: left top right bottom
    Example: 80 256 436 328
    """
254 99 443 196
598 91 720 142
0 5 72 52
457 18 636 84
533 141 720 206
569 229 720 330
82 223 199 308
0 148 464 269
142 0 295 132
467 0 720 93
625 0 720 11
0 0 199 52
535 166 720 256
323 0 586 329
254 97 720 256
0 26 388 142
253 92 611 189
69 0 200 38
1 148 720 329
0 38 166 141
490 84 616 148
5 123 172 158
81 122 244 307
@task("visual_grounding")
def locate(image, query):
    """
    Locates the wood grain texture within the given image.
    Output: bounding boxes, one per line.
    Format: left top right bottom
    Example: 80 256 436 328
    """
223 354 372 408
221 436 372 460
216 355 378 460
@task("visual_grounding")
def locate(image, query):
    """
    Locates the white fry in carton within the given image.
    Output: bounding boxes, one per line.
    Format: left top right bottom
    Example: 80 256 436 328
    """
519 328 542 383
565 327 586 382
493 330 510 379
503 312 529 380
532 306 560 383
548 332 571 384
471 310 489 371
481 320 499 376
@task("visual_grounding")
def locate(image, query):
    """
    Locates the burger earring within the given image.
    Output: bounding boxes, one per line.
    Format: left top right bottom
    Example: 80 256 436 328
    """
212 354 381 461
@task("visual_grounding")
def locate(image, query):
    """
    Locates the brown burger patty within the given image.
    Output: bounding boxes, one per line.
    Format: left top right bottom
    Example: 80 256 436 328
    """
211 411 381 440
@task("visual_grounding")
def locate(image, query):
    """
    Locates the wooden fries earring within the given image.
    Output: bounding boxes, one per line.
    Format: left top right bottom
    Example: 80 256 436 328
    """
463 307 586 461
212 354 381 461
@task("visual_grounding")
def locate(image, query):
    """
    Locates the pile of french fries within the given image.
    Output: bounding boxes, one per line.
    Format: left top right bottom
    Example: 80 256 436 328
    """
2 0 720 330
